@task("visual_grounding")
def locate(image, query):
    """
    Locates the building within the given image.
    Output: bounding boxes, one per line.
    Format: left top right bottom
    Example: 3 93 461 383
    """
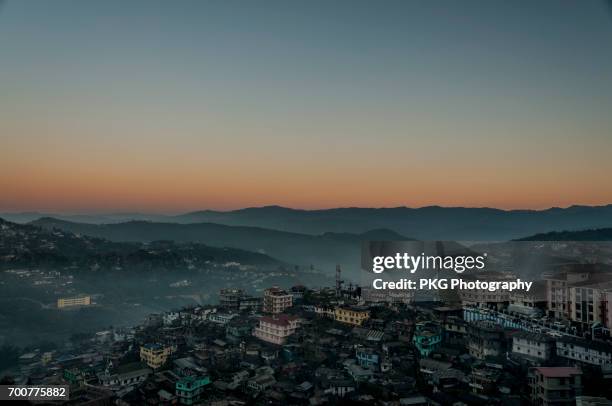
253 314 300 345
512 332 555 362
544 270 594 320
263 286 293 314
508 281 547 317
412 322 442 357
290 285 306 301
176 375 210 405
334 306 370 326
355 346 380 369
467 320 506 360
57 295 91 309
207 312 238 326
529 367 582 406
239 296 262 312
460 273 513 310
99 364 152 387
361 287 413 304
556 337 612 367
219 288 245 310
247 374 276 391
140 343 173 369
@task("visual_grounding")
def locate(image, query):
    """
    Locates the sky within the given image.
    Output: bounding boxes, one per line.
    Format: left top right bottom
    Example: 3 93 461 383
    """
1 0 612 213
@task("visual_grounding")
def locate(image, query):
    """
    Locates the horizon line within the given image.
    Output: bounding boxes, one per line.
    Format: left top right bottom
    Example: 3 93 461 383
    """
2 202 612 217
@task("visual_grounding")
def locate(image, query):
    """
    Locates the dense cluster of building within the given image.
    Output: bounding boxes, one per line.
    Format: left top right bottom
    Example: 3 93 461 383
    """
5 267 612 405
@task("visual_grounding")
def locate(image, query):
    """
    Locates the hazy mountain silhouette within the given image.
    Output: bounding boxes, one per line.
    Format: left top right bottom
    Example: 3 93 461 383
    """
7 204 612 241
517 228 612 241
173 204 612 240
30 218 410 272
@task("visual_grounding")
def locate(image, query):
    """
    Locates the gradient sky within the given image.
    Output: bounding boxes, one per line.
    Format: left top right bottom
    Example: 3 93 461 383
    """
1 0 612 213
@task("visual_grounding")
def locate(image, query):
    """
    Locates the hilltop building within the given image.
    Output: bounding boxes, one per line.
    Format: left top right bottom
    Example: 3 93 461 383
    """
263 286 293 314
253 314 300 345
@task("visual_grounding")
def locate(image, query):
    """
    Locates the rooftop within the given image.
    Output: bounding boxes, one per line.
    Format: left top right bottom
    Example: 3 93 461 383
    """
534 367 581 378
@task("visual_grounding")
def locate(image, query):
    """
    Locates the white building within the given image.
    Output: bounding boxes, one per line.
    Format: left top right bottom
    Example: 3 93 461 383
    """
208 312 238 326
511 332 554 361
556 337 612 367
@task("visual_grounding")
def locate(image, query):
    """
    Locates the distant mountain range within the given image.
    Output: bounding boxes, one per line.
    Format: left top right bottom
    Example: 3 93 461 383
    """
29 217 409 272
517 228 612 241
5 204 612 240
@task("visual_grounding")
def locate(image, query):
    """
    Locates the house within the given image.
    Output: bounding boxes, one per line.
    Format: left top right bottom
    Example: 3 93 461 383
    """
413 321 442 357
263 286 293 314
355 346 380 369
529 367 582 405
247 374 276 391
253 314 300 345
556 337 612 367
512 332 555 362
140 343 173 369
176 375 210 405
334 306 370 326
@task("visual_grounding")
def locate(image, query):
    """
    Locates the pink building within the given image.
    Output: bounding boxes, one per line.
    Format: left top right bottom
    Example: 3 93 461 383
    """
253 315 300 345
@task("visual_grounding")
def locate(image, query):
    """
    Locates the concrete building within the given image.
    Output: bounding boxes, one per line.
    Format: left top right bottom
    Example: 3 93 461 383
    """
529 367 582 406
176 375 210 405
140 343 173 369
413 322 442 357
467 320 506 360
355 345 380 369
334 305 370 326
544 270 593 320
253 314 300 345
219 288 245 310
556 337 612 367
508 281 547 317
512 332 555 362
207 312 238 326
263 286 293 314
57 295 91 309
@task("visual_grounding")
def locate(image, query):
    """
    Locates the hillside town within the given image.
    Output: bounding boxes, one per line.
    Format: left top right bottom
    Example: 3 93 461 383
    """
3 265 612 406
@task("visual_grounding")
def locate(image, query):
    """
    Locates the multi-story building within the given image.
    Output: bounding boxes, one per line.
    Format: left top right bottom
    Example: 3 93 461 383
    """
176 375 210 405
355 346 380 368
239 296 262 312
207 312 238 326
334 306 370 326
413 321 442 357
219 288 245 310
467 320 506 360
459 272 514 310
290 285 306 301
263 286 293 314
544 270 593 320
512 332 555 362
529 367 582 406
556 337 612 367
508 281 547 317
544 270 612 330
253 314 300 345
57 295 91 309
140 343 173 369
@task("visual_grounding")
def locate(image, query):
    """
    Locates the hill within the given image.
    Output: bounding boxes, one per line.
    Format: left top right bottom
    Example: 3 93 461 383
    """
29 218 411 273
0 217 283 271
8 204 612 241
516 228 612 241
